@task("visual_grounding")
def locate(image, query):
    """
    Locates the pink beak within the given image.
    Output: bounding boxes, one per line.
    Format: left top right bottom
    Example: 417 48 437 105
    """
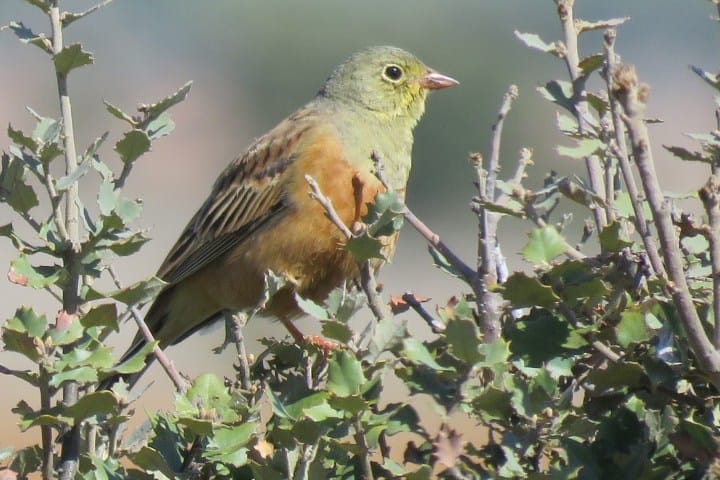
419 68 459 90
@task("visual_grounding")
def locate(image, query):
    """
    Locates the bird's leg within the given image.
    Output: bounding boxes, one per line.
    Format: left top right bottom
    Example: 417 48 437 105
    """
279 317 340 356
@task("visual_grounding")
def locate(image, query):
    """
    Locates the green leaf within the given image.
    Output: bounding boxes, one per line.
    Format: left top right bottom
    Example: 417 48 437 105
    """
205 426 255 466
345 233 385 262
691 65 720 91
53 43 93 75
599 222 634 253
587 362 645 392
104 101 138 126
522 226 566 264
97 180 117 215
64 391 118 421
50 366 98 387
445 316 482 363
8 124 38 152
321 319 352 343
616 310 652 347
108 276 165 305
7 21 52 53
507 309 580 366
141 81 193 120
2 307 47 361
327 351 366 397
0 153 39 213
501 272 560 309
401 338 451 371
55 159 91 191
663 145 712 164
8 255 62 289
294 293 330 320
557 138 604 159
110 341 156 375
578 54 604 78
114 130 151 165
537 80 574 112
514 30 558 54
114 198 143 223
473 386 513 420
145 112 176 139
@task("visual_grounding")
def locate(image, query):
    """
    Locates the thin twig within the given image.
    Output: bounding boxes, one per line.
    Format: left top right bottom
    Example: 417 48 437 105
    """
39 366 53 480
61 0 113 25
612 64 720 384
50 0 83 476
480 85 518 281
556 0 607 231
107 266 189 393
353 418 375 480
42 152 69 241
305 174 388 322
603 28 665 278
305 174 352 238
401 292 444 333
699 177 720 349
227 311 252 390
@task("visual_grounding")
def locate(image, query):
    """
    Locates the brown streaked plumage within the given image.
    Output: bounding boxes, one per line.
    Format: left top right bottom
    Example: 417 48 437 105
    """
108 46 458 388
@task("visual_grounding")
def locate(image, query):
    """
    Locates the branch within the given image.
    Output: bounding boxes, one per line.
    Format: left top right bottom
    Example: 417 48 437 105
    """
603 28 665 278
555 0 608 231
611 63 720 384
401 291 444 333
107 266 189 393
49 1 83 477
305 174 388 323
227 311 251 390
698 177 720 349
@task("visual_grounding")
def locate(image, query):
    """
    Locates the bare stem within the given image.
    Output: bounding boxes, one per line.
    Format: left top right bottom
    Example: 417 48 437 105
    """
108 266 189 393
612 63 720 384
50 1 83 477
556 0 607 231
227 311 252 390
699 177 720 349
39 365 53 480
401 291 444 333
305 175 388 323
603 28 665 278
353 418 375 480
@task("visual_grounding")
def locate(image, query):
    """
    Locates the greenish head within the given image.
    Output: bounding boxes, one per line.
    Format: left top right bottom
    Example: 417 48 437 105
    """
319 46 458 125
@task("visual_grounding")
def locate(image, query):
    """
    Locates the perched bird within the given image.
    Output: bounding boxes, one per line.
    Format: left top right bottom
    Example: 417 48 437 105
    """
109 46 457 387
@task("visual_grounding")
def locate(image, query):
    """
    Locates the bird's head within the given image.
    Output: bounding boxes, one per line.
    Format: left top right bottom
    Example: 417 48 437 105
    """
319 46 458 125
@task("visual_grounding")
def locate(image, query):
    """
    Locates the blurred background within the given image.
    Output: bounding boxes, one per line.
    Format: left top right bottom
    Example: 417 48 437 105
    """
1 0 718 451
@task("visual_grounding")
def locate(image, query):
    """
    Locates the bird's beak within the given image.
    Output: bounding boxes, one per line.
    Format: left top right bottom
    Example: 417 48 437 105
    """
419 68 459 90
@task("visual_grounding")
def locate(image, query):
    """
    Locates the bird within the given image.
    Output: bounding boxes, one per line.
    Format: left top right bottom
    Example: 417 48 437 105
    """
106 46 458 388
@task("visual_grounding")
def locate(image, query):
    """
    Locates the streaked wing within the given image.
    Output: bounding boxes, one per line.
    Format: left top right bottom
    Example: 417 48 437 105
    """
157 107 319 285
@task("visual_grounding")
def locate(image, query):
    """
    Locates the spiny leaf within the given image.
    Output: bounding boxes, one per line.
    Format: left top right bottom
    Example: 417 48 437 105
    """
514 31 558 54
53 43 94 75
557 138 604 159
501 272 560 309
104 101 138 126
8 21 52 53
114 129 151 165
327 351 366 397
0 154 39 213
108 276 165 305
522 226 566 264
663 145 712 164
140 81 193 121
690 65 720 91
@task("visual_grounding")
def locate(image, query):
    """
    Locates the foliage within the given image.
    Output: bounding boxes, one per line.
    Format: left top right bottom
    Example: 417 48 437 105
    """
2 1 720 479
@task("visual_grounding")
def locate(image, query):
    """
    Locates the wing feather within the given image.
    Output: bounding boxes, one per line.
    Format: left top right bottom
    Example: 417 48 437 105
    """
157 107 321 285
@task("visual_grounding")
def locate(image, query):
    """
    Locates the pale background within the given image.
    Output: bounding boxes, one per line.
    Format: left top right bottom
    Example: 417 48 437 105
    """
1 0 718 452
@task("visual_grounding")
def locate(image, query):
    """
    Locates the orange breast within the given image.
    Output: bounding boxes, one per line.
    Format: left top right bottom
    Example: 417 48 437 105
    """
202 130 386 319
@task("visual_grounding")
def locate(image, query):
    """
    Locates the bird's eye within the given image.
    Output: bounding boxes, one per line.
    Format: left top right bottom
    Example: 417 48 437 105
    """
383 64 404 82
